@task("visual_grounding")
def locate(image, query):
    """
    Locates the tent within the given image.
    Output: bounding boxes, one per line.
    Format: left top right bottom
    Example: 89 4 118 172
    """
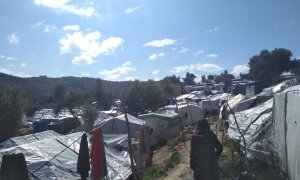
138 112 181 145
273 85 300 180
228 98 273 158
94 114 145 139
177 103 204 126
0 131 132 180
234 95 271 113
161 103 203 126
219 94 247 121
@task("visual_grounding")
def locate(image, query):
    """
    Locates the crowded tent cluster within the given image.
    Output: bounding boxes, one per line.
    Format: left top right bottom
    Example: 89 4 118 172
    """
1 78 300 180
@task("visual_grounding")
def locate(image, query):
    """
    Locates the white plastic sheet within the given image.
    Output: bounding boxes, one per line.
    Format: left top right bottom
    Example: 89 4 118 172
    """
0 131 132 180
273 85 300 180
228 98 273 157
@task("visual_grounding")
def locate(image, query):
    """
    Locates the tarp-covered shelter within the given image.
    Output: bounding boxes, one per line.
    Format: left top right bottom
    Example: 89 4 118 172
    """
94 114 145 139
234 95 271 113
199 93 230 114
273 85 300 180
0 131 132 180
177 103 204 126
219 94 247 115
138 112 181 145
228 98 273 158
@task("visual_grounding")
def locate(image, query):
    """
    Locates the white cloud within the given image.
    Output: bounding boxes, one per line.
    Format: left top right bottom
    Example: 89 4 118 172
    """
34 0 70 8
81 73 91 77
193 50 205 56
8 33 20 44
0 68 30 77
152 70 159 75
6 57 16 60
231 64 249 77
125 5 143 14
124 76 136 81
204 27 221 33
0 55 6 59
154 77 161 81
63 25 80 31
206 54 219 58
44 25 58 32
171 63 223 74
33 0 96 17
33 20 44 28
20 62 28 68
178 47 190 53
61 6 95 17
149 53 165 61
59 30 124 64
144 38 176 48
99 61 136 81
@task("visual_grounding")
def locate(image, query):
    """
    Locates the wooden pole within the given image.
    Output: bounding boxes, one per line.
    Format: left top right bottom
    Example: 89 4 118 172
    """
124 110 139 180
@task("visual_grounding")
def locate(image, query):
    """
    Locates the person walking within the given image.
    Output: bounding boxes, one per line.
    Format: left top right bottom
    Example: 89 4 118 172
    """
190 119 223 180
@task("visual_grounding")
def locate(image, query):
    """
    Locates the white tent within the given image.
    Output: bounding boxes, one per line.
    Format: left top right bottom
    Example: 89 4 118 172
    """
273 85 300 180
138 112 181 145
178 103 204 126
219 94 247 121
94 114 145 139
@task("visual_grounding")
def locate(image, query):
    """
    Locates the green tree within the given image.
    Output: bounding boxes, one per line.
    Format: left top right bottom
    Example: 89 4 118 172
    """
0 84 24 142
82 104 98 129
201 75 207 83
121 80 145 115
91 79 112 110
161 75 181 84
183 72 196 85
222 70 235 93
207 75 215 81
25 101 40 117
52 83 84 121
290 58 300 78
121 80 166 115
243 48 292 82
143 80 165 111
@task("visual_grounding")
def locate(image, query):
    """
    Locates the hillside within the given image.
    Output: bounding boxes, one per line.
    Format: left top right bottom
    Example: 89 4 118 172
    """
0 72 130 104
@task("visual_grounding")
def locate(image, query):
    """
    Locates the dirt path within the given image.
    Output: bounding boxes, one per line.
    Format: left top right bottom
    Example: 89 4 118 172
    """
159 140 193 180
157 120 224 180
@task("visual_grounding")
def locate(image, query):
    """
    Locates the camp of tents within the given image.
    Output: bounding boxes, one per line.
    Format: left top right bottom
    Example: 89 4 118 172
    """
1 78 300 180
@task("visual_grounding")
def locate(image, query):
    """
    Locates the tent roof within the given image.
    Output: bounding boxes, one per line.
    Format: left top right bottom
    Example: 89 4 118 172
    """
0 131 131 180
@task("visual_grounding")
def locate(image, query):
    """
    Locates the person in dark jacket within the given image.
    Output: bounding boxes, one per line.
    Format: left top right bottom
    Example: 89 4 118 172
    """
190 119 223 180
77 133 90 180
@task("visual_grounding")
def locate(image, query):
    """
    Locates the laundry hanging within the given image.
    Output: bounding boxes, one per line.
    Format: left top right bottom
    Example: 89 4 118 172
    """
90 127 108 179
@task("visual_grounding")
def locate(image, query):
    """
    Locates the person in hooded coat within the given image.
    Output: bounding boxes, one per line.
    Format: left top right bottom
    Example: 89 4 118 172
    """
190 119 223 180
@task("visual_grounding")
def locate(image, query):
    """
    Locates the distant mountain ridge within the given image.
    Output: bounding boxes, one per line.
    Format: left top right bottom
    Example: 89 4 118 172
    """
0 72 130 103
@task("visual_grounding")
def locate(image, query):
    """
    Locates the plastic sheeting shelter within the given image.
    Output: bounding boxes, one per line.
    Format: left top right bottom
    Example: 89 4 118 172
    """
273 85 300 180
228 98 273 158
177 103 204 126
219 94 247 115
138 112 181 145
0 131 132 180
94 114 145 139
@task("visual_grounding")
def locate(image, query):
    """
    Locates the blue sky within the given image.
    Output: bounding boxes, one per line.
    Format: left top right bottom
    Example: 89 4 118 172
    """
0 0 299 81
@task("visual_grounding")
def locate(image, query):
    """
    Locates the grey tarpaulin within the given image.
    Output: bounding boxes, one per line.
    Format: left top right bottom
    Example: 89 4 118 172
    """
273 85 300 180
228 98 273 158
0 130 132 180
